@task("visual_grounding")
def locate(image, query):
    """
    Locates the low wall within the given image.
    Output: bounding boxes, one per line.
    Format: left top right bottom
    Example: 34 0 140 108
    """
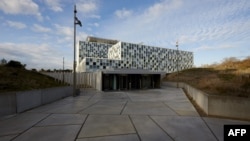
43 72 98 88
16 90 42 113
208 95 250 120
0 86 73 117
0 92 16 117
183 84 209 114
163 82 250 120
41 87 72 104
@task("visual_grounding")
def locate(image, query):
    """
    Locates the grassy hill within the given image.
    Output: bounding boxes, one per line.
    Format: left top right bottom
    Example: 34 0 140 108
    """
0 61 66 93
164 57 250 97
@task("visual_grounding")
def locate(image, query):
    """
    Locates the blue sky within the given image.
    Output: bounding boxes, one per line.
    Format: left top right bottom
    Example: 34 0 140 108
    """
0 0 249 70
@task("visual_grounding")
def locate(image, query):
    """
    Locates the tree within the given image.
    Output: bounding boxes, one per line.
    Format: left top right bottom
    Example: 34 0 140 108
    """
6 60 26 69
0 58 7 65
40 68 45 72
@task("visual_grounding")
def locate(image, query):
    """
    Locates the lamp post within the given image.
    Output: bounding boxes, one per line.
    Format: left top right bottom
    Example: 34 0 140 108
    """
176 41 179 88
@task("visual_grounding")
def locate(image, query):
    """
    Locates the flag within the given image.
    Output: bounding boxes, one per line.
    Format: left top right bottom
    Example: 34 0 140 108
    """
75 17 82 27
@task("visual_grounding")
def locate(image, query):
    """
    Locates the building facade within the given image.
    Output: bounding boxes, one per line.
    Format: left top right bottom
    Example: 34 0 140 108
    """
77 36 193 73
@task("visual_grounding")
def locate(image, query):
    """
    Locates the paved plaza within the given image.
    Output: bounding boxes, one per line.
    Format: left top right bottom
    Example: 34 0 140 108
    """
0 86 249 141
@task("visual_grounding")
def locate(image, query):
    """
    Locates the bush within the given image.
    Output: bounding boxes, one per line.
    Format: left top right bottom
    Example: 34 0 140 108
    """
6 60 26 69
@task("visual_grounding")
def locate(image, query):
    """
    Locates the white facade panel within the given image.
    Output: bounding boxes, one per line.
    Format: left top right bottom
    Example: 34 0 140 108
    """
77 39 193 73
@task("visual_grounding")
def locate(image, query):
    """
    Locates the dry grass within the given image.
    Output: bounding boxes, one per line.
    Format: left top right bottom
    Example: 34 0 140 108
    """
164 58 250 97
0 66 67 93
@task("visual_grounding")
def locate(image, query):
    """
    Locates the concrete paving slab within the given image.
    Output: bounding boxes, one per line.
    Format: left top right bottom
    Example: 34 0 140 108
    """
165 101 200 116
122 102 177 115
13 125 81 141
151 116 217 141
53 96 92 104
26 98 84 113
80 101 126 115
203 117 250 141
164 93 189 102
90 92 129 100
126 89 168 101
45 101 99 114
36 114 87 126
126 88 189 102
76 134 139 141
27 103 60 113
0 113 49 136
78 115 136 138
0 134 18 141
1 88 249 141
130 115 173 141
126 93 169 102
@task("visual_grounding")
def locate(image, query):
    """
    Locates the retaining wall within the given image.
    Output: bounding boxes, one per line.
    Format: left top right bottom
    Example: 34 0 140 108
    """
0 92 16 117
43 72 99 89
163 82 250 120
0 86 72 117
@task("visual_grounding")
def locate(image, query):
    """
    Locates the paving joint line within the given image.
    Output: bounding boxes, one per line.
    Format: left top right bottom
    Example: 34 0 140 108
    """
34 123 84 128
201 117 219 141
120 101 128 115
10 113 52 141
76 100 100 114
148 115 175 141
74 114 89 141
87 93 96 101
128 115 142 141
124 92 133 102
0 133 19 139
76 133 138 139
162 101 180 116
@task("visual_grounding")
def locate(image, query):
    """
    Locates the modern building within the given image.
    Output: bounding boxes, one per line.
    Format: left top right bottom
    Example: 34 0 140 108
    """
77 36 193 73
76 36 193 91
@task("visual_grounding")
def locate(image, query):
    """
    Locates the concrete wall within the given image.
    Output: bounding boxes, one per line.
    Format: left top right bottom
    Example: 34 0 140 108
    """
43 72 100 90
41 87 71 104
208 95 250 120
163 82 250 120
16 90 42 113
0 86 72 117
183 84 209 114
0 92 16 117
96 71 102 91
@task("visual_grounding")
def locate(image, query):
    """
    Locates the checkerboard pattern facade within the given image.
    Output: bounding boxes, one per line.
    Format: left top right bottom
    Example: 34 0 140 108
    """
77 40 193 73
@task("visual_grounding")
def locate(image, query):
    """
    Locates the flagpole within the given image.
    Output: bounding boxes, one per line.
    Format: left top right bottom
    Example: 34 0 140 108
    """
73 5 77 96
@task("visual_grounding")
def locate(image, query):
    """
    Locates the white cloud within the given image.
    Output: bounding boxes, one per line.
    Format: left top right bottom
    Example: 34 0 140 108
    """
76 0 100 19
54 24 73 42
0 0 42 20
0 42 65 69
6 20 27 29
99 0 250 51
145 0 182 18
89 14 101 19
44 0 63 12
194 44 237 52
89 22 99 27
93 23 99 27
115 8 133 19
77 0 97 14
99 0 183 46
53 24 88 44
32 24 51 33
